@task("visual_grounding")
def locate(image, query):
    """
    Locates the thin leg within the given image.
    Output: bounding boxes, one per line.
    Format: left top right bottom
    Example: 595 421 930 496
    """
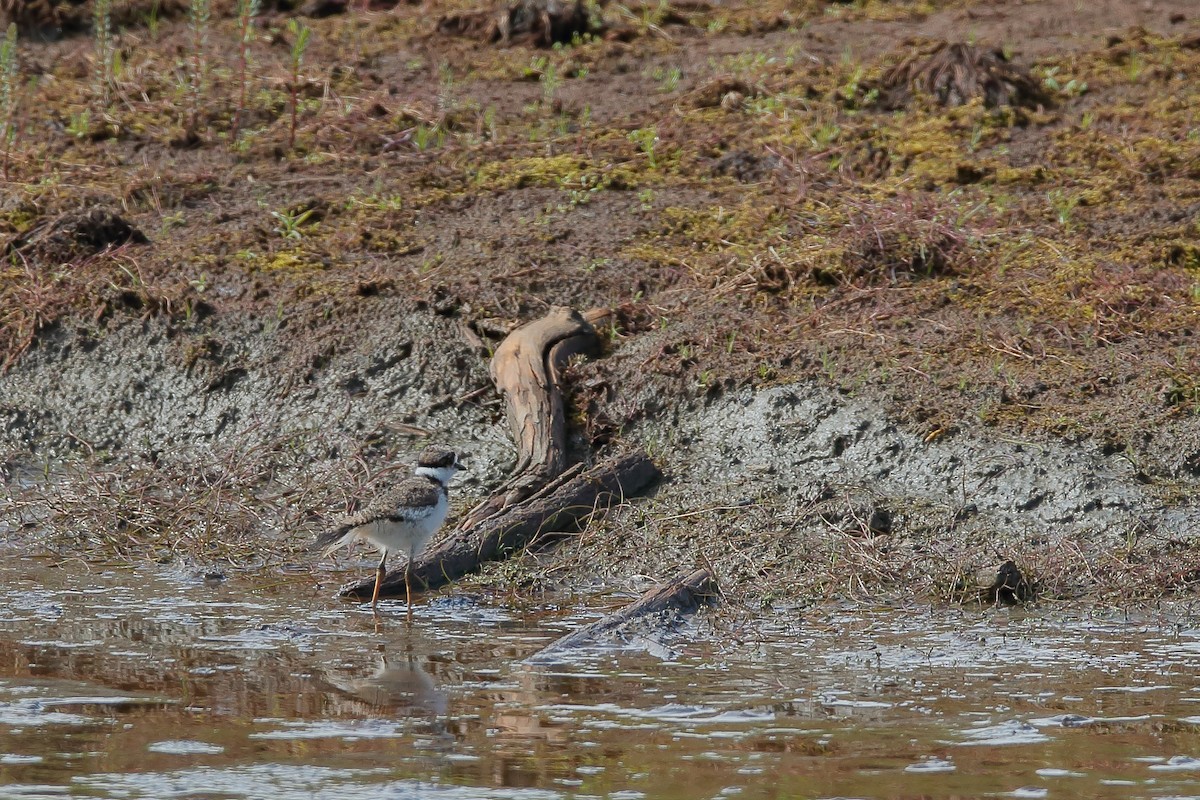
371 550 388 610
404 558 413 621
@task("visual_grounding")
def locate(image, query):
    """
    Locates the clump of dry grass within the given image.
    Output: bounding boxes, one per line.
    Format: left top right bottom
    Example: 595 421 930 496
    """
437 0 594 48
822 193 988 286
2 427 421 566
878 41 1050 110
6 206 147 263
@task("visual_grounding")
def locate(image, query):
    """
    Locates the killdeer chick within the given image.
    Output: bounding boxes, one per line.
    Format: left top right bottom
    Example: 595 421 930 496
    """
317 447 465 616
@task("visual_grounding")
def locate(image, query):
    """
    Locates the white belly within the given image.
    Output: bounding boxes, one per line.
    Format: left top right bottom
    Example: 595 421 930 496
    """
359 495 448 558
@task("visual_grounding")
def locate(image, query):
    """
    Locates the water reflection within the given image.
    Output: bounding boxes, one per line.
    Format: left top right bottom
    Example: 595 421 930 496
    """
320 647 449 717
2 562 1200 799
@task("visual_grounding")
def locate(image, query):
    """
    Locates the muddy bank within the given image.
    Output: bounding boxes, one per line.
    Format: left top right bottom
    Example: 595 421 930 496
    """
3 308 1198 603
0 310 512 563
594 381 1200 602
0 309 500 462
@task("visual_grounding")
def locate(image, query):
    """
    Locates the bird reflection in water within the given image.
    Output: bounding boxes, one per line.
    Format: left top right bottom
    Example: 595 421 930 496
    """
321 645 448 718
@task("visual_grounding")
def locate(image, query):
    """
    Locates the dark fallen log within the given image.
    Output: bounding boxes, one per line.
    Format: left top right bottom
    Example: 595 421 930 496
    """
526 568 719 663
339 451 661 599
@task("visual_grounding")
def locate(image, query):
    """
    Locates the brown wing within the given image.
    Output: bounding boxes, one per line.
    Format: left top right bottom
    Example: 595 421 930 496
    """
380 477 443 515
314 477 443 554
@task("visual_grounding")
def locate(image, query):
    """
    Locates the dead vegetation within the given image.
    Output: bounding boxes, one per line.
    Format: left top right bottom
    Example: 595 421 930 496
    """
437 0 594 47
677 75 768 110
829 194 985 285
1 0 188 37
5 206 147 264
878 41 1051 109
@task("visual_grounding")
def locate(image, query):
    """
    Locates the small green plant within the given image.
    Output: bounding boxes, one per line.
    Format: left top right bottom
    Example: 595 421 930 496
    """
437 62 461 118
1040 66 1087 96
1165 374 1200 414
1048 189 1079 226
528 55 561 107
0 23 18 180
652 65 681 93
628 126 659 168
145 1 161 39
810 121 840 147
1124 53 1145 82
285 19 311 152
482 105 497 141
560 172 602 206
232 0 261 143
819 347 837 382
187 0 210 133
411 123 444 151
618 0 669 33
233 126 262 154
67 109 92 139
1080 111 1095 130
270 208 314 239
159 211 185 234
968 124 984 152
92 0 114 112
838 65 877 107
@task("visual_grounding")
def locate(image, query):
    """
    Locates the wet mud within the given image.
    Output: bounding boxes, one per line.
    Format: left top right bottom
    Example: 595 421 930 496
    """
4 309 1198 601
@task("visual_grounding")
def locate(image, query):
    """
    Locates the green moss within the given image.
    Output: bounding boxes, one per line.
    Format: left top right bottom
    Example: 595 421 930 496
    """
883 105 983 185
472 154 641 193
0 207 37 234
256 249 327 275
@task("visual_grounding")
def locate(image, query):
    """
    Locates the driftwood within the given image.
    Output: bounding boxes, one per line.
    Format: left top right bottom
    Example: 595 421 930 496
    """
527 568 719 662
460 305 603 530
340 452 660 599
340 305 656 600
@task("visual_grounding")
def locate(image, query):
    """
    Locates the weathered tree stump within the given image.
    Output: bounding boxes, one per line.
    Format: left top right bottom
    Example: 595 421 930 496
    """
339 305 655 600
459 305 603 530
526 568 719 662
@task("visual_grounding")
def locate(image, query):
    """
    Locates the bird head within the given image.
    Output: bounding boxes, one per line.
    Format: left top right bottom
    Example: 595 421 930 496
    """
414 447 465 485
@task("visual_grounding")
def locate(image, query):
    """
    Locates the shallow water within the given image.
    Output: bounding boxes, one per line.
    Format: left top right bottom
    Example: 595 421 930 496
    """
3 557 1200 799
